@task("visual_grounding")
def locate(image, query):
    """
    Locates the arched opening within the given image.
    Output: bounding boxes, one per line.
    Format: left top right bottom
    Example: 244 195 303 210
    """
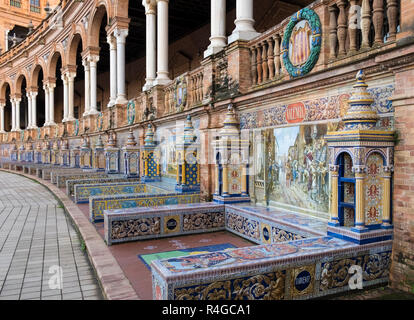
337 152 355 227
68 33 85 119
2 83 12 132
34 67 46 127
16 75 28 130
96 10 109 113
49 52 64 124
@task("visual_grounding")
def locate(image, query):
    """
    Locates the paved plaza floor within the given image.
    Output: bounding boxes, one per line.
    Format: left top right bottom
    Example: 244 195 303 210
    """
0 171 103 300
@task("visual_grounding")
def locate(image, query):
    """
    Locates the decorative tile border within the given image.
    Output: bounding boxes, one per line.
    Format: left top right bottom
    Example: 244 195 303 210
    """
56 173 108 188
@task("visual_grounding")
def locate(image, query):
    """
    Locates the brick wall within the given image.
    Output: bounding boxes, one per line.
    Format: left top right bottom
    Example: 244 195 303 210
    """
390 66 414 293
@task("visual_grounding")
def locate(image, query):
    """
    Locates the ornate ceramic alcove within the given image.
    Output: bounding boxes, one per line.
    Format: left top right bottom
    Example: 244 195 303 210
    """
212 105 250 204
93 135 105 172
80 136 92 169
105 132 120 174
142 124 161 182
60 140 70 166
34 142 42 164
122 129 140 178
42 140 51 164
325 70 394 244
175 115 200 193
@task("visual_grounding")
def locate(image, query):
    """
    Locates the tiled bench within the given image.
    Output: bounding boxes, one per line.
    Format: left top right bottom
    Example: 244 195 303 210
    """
74 182 165 204
151 236 392 300
90 191 200 223
66 176 137 197
104 202 225 245
55 173 108 188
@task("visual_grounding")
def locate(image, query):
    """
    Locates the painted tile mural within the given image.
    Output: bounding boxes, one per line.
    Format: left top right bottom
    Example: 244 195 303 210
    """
259 124 329 214
365 153 384 225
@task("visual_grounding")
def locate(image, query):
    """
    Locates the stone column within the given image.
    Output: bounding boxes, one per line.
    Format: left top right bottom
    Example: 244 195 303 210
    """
115 29 128 104
354 169 366 231
154 0 171 85
15 97 21 131
228 0 259 44
5 29 9 52
143 0 157 91
204 0 227 58
11 98 15 131
26 92 32 129
31 91 38 128
107 34 117 107
222 163 229 196
82 58 90 117
214 163 220 195
329 165 340 226
67 72 76 121
0 102 5 133
382 166 393 228
48 83 56 125
88 54 100 115
43 84 50 126
62 73 68 122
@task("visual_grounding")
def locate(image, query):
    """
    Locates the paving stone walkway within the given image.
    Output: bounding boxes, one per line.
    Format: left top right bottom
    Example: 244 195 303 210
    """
0 171 103 300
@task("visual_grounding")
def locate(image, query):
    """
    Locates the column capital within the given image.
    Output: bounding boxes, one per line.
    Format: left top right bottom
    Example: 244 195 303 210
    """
64 71 77 81
143 0 157 14
87 54 100 64
114 28 129 44
61 73 68 83
107 34 117 49
29 91 38 98
156 0 169 3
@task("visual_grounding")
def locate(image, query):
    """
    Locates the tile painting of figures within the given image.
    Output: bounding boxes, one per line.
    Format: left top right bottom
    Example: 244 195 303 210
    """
261 124 329 214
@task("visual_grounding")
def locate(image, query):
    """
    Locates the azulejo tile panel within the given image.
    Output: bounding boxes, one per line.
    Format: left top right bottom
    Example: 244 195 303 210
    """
66 176 135 196
74 182 154 203
173 270 286 300
319 250 391 291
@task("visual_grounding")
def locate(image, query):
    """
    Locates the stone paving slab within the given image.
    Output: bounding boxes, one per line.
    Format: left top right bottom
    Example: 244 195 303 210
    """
0 170 104 300
0 169 139 300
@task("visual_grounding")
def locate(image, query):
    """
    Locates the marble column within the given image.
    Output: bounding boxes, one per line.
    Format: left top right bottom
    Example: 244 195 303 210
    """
11 98 15 131
48 83 56 126
67 72 76 121
5 30 9 52
115 29 128 104
329 165 340 226
26 92 32 129
82 58 90 117
382 167 393 228
228 0 260 44
107 34 117 107
15 97 21 131
0 103 5 133
30 91 38 129
154 0 171 85
88 55 100 115
43 84 50 126
353 171 366 231
62 73 68 122
204 0 227 58
143 0 157 91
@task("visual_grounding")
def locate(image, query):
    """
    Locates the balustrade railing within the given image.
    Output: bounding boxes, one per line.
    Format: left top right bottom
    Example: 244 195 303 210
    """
328 0 399 59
